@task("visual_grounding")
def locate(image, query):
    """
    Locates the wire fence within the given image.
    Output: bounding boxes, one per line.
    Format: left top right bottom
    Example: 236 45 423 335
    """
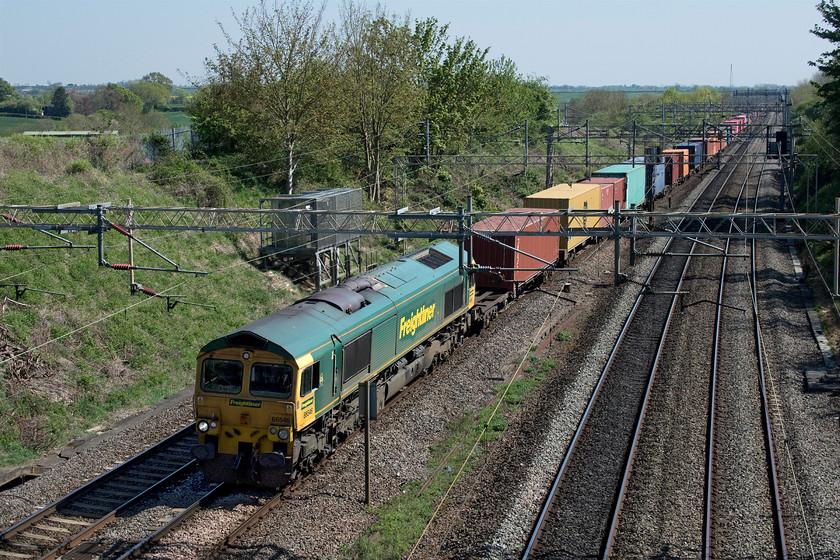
140 125 205 161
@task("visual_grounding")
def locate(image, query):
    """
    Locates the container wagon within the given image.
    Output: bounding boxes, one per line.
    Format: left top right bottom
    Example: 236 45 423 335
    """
524 183 601 263
472 208 560 293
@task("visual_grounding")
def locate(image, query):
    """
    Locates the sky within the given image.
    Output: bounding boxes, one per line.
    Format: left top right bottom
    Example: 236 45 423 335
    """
0 0 827 88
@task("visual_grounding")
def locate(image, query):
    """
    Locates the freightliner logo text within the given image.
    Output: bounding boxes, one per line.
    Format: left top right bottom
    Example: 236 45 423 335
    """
399 304 436 339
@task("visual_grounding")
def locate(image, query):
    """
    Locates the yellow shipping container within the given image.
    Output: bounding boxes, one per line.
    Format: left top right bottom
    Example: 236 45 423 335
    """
524 183 600 253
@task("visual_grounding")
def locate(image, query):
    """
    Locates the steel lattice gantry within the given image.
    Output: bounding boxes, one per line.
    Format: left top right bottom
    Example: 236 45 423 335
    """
3 204 840 242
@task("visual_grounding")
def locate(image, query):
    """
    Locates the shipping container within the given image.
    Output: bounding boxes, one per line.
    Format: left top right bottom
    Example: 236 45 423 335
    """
592 164 646 208
624 156 665 199
472 208 560 292
524 183 601 257
580 178 615 227
676 141 704 170
661 148 689 180
662 153 677 186
642 148 666 196
704 129 724 155
723 119 740 136
721 123 733 145
581 176 627 222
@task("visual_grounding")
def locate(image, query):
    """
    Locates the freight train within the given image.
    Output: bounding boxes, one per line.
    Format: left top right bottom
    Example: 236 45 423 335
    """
190 113 753 487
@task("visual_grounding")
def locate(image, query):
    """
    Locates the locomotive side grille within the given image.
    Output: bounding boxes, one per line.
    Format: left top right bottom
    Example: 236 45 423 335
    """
444 286 464 317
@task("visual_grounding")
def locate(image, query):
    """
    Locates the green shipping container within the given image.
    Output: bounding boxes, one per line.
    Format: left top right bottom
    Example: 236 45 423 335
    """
592 164 646 208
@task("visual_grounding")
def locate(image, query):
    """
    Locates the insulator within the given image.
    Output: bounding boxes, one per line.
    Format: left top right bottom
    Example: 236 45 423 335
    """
2 245 24 251
110 223 132 237
2 213 23 224
141 287 159 296
111 263 134 270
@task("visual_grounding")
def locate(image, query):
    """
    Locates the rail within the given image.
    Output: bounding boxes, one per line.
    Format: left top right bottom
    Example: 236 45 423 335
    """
0 425 197 560
523 130 752 559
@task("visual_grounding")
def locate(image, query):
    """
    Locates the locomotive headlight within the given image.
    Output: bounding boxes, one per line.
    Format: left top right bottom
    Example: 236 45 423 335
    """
268 426 289 441
197 420 210 433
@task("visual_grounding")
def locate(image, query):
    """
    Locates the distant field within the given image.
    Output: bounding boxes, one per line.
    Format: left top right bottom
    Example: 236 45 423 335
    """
162 111 192 127
553 90 665 104
0 115 55 136
0 111 192 137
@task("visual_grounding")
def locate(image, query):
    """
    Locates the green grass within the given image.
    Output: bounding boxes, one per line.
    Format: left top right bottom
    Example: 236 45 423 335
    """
0 135 305 466
0 115 56 136
161 111 192 127
555 330 573 342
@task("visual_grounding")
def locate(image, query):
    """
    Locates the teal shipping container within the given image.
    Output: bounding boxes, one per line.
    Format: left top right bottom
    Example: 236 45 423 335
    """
592 164 646 208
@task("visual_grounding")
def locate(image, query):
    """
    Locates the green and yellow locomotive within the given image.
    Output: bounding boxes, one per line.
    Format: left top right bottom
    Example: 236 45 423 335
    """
191 241 475 487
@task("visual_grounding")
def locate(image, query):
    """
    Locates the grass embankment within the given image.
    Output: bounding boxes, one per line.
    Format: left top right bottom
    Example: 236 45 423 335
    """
0 135 304 466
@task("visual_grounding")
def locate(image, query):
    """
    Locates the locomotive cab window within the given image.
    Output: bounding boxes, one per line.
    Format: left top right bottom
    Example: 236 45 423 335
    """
201 359 243 394
300 362 321 396
250 363 293 398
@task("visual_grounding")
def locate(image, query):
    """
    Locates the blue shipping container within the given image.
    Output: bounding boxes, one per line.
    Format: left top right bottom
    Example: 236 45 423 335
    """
593 164 646 208
627 156 665 197
675 142 703 170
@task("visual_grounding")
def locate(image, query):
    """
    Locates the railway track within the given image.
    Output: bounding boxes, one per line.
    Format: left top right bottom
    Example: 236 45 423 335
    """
522 133 757 559
704 145 787 558
0 426 197 560
595 116 791 559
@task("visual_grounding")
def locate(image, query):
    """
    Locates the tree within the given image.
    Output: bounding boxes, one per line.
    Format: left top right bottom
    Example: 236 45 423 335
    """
0 77 15 102
128 80 170 111
811 0 840 135
415 19 490 155
90 83 143 112
338 2 421 202
172 87 190 104
142 72 174 92
195 0 338 194
46 86 73 117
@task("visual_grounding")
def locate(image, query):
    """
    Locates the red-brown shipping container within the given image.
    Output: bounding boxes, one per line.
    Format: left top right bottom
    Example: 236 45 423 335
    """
723 119 740 135
705 129 723 155
581 176 626 226
662 148 689 179
472 208 560 292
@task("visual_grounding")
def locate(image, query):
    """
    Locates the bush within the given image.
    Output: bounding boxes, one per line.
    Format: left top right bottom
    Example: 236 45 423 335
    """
145 153 230 207
66 159 92 174
143 132 173 159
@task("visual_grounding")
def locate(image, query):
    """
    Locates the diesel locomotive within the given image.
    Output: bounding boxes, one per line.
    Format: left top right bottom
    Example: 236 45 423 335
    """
191 241 475 487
